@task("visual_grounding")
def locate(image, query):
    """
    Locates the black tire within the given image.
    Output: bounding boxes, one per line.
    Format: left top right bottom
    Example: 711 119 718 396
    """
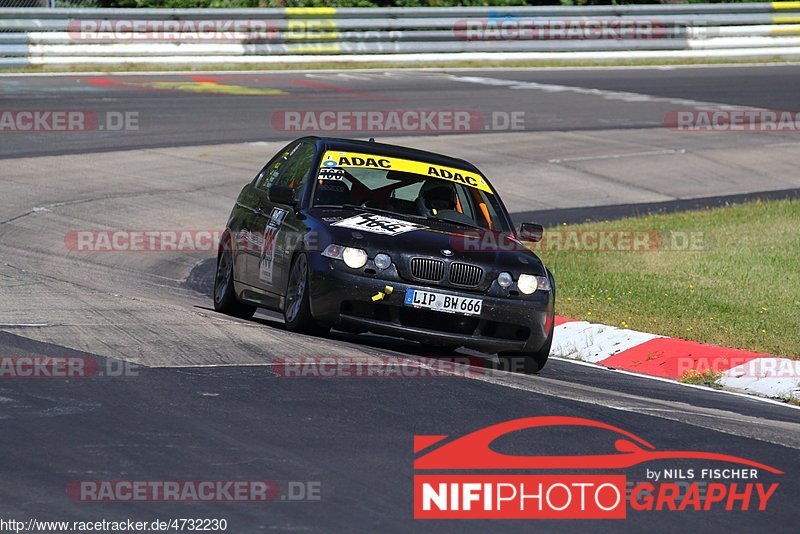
498 323 553 374
213 235 256 319
284 252 329 336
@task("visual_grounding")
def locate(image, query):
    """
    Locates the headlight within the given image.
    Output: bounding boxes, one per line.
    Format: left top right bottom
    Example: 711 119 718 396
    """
518 274 551 294
342 247 368 269
374 253 392 270
497 272 513 289
322 244 368 269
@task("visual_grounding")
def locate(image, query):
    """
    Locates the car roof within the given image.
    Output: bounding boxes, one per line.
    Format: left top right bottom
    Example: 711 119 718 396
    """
307 136 484 176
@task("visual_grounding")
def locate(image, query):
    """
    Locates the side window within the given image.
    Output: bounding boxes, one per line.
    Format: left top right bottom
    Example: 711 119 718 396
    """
275 143 316 191
255 142 299 191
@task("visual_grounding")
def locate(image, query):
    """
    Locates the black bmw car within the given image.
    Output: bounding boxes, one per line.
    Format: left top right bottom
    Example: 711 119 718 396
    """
214 137 555 373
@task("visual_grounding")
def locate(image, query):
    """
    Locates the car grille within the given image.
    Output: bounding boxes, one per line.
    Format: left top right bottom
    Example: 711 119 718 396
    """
410 258 445 282
449 262 483 287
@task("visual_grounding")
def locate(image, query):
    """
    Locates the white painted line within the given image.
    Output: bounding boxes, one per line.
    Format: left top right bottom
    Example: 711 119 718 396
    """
143 353 800 410
1 62 799 77
550 356 800 410
548 148 686 164
449 74 767 111
4 47 800 69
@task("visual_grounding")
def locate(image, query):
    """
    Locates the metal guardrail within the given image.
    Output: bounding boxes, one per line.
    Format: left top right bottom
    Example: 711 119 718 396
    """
2 3 800 67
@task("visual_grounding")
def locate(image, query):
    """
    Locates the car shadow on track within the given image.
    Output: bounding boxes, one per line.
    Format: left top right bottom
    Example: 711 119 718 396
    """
188 258 499 372
193 303 500 374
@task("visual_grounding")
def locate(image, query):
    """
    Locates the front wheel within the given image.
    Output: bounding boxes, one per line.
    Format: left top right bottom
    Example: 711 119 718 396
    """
498 323 553 374
213 236 256 319
284 252 329 336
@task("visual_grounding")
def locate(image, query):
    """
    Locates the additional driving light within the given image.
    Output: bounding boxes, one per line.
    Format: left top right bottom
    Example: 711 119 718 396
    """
518 274 551 294
497 272 513 289
342 247 368 269
374 253 392 270
322 244 344 260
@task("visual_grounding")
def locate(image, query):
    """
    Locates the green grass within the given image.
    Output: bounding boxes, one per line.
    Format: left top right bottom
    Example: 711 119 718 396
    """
538 199 800 358
4 56 799 74
678 369 724 389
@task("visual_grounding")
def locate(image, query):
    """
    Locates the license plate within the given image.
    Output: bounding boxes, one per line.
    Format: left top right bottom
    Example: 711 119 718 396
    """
404 288 483 316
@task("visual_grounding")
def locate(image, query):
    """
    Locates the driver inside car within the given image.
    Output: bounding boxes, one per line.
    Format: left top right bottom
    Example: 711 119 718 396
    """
415 180 480 227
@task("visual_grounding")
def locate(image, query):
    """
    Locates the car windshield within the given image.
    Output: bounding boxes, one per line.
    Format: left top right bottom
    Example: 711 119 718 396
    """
312 150 510 232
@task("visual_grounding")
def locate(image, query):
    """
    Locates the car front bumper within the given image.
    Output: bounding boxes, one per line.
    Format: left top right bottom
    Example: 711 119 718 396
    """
308 253 554 354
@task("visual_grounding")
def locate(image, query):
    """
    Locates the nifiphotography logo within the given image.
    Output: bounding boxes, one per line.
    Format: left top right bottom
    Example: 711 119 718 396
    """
413 417 782 519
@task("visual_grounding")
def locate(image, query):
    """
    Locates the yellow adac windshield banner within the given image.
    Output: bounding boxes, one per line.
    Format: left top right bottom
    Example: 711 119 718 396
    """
320 150 492 194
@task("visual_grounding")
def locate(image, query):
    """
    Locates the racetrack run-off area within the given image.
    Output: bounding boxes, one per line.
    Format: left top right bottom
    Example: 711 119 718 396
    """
1 65 800 531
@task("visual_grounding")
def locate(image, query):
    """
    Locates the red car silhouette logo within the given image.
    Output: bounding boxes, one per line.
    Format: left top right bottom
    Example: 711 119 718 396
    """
414 416 783 473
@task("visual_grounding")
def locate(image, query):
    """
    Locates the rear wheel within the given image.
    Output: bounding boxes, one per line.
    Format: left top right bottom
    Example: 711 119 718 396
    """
498 323 553 374
213 235 256 319
284 252 329 336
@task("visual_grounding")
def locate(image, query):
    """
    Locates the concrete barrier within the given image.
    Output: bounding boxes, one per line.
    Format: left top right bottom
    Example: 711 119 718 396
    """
2 3 800 67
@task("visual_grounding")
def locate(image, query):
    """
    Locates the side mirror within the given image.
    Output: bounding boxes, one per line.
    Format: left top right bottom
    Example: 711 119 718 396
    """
268 184 297 207
518 222 543 243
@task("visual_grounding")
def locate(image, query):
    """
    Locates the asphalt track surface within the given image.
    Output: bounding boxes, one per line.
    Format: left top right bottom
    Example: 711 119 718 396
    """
2 64 799 159
1 65 800 531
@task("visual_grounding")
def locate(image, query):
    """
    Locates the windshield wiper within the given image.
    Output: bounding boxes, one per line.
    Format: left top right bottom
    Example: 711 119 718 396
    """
424 215 483 230
341 204 405 217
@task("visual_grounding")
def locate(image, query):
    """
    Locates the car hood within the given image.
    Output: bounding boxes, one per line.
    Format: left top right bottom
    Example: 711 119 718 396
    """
310 207 546 276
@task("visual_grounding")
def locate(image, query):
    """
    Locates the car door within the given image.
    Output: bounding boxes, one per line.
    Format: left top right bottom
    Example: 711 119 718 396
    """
239 141 299 287
229 176 262 285
251 141 317 295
